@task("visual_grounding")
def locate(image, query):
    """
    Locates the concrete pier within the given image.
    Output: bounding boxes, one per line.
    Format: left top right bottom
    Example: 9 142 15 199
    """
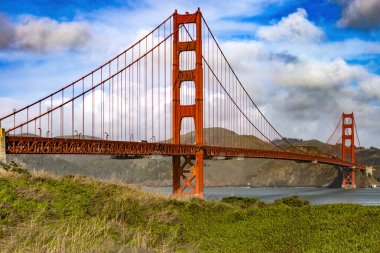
0 128 6 164
366 166 374 176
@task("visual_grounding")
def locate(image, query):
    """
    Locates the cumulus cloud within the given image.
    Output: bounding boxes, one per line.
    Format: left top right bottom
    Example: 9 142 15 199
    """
0 13 91 53
222 41 367 90
338 0 380 29
220 38 380 146
264 38 380 62
16 17 90 52
269 51 299 64
270 57 366 90
0 13 16 49
360 76 380 100
257 8 325 43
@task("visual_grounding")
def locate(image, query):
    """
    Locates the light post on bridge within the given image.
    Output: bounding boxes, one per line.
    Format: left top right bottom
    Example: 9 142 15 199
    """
47 107 50 138
13 109 16 135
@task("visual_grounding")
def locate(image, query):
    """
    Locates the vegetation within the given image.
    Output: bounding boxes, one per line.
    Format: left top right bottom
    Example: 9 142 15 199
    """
1 168 380 252
273 195 310 207
9 154 173 186
221 196 266 208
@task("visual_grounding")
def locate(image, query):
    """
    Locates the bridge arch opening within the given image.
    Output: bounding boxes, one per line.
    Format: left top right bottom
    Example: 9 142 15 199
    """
180 117 195 145
180 81 195 105
179 51 196 71
179 23 196 42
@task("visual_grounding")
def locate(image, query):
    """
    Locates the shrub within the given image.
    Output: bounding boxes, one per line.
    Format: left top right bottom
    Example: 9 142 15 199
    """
221 196 265 208
274 196 310 207
1 161 30 176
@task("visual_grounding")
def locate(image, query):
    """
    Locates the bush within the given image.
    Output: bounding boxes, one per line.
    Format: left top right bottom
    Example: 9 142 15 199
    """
221 196 265 208
274 196 310 207
1 161 30 176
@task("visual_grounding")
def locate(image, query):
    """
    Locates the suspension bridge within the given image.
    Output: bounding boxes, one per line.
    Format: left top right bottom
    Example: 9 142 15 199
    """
0 9 368 197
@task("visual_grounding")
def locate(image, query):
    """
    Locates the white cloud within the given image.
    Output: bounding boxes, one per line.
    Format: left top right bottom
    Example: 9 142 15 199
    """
0 12 91 53
221 40 367 90
219 38 380 146
360 76 380 100
257 8 325 43
15 16 90 53
338 0 380 29
0 13 15 49
262 38 380 62
270 57 366 89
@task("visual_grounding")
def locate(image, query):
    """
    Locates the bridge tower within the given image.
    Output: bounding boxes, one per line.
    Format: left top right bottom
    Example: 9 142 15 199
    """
341 113 356 188
172 9 204 197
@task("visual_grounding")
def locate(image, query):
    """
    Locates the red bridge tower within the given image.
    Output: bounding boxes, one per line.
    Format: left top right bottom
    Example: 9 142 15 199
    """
341 113 356 188
172 9 204 197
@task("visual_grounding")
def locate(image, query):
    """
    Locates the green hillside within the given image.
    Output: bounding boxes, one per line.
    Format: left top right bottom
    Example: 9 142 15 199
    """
1 167 380 252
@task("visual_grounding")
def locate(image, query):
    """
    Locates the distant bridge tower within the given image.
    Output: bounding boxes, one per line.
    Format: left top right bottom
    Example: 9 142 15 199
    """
341 113 356 188
172 9 204 197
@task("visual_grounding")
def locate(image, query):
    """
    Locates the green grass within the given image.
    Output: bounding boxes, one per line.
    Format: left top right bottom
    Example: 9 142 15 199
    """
1 168 380 252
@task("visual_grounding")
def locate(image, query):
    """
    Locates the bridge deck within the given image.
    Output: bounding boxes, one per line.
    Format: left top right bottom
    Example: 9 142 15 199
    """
5 136 366 170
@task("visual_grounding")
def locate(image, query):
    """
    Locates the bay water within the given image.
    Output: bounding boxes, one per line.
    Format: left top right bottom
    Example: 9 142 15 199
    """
144 187 380 205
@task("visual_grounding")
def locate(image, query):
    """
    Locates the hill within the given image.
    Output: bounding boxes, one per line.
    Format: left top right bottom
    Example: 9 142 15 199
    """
1 167 380 252
7 128 379 187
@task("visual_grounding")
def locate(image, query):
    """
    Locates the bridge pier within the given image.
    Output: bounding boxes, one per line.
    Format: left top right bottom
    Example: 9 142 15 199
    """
0 128 6 164
342 167 356 189
366 166 374 176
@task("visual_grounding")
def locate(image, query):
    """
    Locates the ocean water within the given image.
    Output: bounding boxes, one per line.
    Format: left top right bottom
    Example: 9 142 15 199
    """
144 187 380 205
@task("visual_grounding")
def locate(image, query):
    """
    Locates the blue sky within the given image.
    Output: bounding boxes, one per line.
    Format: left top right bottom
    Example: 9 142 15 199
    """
0 0 379 147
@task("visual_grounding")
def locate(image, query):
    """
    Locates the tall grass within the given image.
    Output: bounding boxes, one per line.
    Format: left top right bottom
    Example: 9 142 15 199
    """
1 167 380 252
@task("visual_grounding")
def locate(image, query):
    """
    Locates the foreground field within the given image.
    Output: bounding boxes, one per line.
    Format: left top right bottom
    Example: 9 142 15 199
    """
1 165 380 252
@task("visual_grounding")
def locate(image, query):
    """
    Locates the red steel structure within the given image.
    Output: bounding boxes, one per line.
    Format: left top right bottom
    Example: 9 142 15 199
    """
326 112 365 188
341 113 356 188
0 9 367 197
172 9 204 197
5 135 365 170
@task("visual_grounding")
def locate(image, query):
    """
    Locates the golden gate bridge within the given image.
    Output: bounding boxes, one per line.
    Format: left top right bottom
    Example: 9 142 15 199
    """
0 9 368 197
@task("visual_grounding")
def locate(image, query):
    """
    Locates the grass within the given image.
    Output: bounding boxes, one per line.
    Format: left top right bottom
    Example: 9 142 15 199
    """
1 167 380 252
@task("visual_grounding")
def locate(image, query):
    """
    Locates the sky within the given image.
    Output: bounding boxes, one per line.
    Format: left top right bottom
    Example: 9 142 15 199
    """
0 0 379 147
